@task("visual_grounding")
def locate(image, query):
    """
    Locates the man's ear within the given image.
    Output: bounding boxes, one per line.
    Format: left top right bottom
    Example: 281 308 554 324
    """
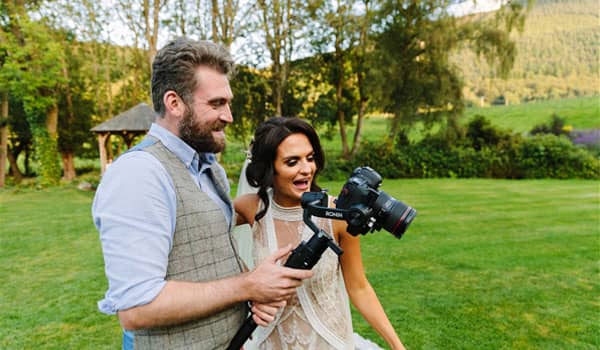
163 91 184 118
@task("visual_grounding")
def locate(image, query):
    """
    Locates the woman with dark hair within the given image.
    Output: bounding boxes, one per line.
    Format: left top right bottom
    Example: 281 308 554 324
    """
235 116 406 350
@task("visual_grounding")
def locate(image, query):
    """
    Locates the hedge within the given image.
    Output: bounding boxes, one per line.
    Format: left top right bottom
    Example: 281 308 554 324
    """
321 134 599 180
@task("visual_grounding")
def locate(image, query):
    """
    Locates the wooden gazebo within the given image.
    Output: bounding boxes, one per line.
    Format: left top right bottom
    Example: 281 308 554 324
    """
91 103 157 174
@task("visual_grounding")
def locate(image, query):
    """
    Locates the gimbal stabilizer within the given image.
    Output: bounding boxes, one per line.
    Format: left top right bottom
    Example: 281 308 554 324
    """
227 191 347 350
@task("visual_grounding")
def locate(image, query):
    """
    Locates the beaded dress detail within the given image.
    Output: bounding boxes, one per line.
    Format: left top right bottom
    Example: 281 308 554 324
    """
251 190 355 350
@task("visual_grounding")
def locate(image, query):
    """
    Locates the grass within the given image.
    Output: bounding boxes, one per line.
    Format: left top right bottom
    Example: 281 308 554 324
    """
1 179 598 349
463 96 600 134
0 186 119 349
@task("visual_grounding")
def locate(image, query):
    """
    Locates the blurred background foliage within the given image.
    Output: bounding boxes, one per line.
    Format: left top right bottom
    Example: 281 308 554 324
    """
0 0 598 188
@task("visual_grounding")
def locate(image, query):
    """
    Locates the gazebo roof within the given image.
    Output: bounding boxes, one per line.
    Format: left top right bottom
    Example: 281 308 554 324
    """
91 102 157 133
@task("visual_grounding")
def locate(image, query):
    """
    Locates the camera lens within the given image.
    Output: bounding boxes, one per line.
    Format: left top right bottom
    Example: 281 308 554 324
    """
374 192 417 238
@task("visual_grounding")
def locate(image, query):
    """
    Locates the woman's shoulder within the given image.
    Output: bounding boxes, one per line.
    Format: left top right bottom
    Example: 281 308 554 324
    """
234 193 260 225
236 192 262 204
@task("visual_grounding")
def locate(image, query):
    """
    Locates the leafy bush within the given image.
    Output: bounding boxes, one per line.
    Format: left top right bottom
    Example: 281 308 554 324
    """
515 134 599 179
320 157 354 181
530 113 569 136
340 126 599 180
466 114 512 150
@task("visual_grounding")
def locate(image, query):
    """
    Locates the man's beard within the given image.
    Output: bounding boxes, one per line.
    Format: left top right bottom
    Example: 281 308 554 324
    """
178 106 226 154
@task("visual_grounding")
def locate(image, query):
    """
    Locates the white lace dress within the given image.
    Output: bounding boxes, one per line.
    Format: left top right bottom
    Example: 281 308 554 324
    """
250 192 355 350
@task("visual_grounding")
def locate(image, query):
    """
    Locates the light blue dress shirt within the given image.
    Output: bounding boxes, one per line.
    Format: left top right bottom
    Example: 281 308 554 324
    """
92 123 232 315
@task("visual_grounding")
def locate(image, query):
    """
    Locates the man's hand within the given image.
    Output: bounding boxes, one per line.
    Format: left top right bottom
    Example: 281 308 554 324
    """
250 300 287 326
245 245 313 303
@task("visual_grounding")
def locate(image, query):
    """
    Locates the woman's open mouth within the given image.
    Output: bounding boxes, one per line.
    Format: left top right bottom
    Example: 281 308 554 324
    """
293 179 310 190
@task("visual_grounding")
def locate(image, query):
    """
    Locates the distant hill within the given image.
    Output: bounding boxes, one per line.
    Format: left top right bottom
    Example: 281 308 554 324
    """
454 0 599 106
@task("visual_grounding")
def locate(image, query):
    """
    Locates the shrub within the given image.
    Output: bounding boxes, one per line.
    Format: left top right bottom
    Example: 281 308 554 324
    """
530 113 569 137
515 134 599 179
320 157 354 181
341 133 599 180
466 114 512 151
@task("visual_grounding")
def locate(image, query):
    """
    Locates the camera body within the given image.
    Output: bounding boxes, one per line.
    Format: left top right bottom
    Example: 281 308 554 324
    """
335 166 416 238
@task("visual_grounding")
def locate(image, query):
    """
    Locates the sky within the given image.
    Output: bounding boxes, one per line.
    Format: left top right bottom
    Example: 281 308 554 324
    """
447 0 505 17
101 0 506 65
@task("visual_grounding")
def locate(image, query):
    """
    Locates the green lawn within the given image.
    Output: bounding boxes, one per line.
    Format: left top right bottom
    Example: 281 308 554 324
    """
1 179 599 349
463 96 600 133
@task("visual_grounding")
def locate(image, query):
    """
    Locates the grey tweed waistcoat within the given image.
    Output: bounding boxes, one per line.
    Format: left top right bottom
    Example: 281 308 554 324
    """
134 138 246 350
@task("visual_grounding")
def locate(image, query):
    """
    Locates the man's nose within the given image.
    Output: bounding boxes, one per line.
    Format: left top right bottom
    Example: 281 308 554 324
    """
220 103 233 123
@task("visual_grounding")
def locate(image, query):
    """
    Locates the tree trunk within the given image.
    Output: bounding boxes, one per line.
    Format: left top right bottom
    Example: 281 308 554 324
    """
350 0 370 157
0 92 8 187
334 40 349 158
143 0 161 66
6 151 23 181
336 82 349 157
273 62 283 116
105 49 113 118
350 98 367 157
257 0 293 117
97 133 109 175
211 0 219 42
61 151 76 181
107 134 114 163
60 59 77 182
46 104 59 137
38 103 61 184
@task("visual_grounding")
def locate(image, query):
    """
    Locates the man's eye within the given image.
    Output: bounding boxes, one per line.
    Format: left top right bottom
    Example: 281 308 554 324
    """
210 99 228 108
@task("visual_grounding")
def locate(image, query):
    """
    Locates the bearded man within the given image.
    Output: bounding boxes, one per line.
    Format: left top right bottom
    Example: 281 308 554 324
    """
92 38 312 350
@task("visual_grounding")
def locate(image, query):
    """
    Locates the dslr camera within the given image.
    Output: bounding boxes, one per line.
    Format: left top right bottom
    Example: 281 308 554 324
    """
334 166 417 238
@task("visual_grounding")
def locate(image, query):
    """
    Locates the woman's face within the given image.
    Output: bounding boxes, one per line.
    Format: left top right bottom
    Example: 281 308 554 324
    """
272 133 317 207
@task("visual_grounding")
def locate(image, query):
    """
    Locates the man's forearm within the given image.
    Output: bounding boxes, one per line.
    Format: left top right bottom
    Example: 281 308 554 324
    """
119 275 250 330
118 245 313 330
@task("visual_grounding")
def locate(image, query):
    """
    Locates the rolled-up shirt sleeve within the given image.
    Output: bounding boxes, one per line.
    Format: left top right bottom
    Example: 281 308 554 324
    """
92 151 176 315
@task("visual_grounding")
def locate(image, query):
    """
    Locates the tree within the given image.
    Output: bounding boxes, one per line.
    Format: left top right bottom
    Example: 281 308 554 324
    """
229 65 272 143
255 0 305 115
210 0 253 48
0 92 7 187
113 0 165 114
373 0 530 141
56 38 96 181
0 4 8 187
301 0 377 158
0 0 21 187
117 0 166 66
349 0 374 156
42 0 133 179
308 0 360 157
6 95 32 181
1 2 65 185
59 0 116 120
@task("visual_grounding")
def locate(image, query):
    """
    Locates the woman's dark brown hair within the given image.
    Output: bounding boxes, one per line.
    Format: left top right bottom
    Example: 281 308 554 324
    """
246 116 325 221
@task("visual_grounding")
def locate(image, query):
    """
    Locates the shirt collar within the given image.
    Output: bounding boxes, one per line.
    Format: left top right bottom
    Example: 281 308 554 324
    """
147 123 216 172
196 152 216 173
